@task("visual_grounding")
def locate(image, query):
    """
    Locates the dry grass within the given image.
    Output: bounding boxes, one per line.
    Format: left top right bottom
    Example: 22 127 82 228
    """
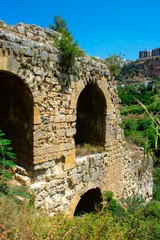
76 143 104 157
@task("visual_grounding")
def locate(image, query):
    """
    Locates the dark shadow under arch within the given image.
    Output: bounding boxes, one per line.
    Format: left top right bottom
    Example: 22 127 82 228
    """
0 70 33 170
75 84 106 146
74 188 102 216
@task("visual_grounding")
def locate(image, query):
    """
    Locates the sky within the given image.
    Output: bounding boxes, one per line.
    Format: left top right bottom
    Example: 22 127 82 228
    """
1 0 160 60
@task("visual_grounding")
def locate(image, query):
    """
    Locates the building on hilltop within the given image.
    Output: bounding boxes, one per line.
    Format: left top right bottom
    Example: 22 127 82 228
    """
139 47 160 59
151 47 160 57
139 50 151 59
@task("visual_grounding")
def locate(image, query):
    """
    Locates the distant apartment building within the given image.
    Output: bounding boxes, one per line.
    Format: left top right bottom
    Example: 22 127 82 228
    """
139 47 160 59
139 50 151 59
151 48 160 57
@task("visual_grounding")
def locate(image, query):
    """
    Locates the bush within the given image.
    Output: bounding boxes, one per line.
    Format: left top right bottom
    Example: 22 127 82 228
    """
56 35 84 70
1 190 160 239
0 130 16 195
121 105 144 115
50 16 84 71
0 130 16 170
103 191 125 217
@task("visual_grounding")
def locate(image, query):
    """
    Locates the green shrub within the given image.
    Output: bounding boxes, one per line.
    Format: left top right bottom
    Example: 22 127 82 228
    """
121 105 144 115
103 191 125 217
50 16 84 71
137 119 151 131
0 130 16 169
0 130 16 195
55 35 84 70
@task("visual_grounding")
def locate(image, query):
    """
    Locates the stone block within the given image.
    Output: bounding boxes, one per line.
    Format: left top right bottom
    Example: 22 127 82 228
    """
54 115 66 123
65 148 75 164
76 182 84 192
34 147 45 156
15 173 31 186
65 115 76 123
63 162 75 171
34 95 44 103
0 56 7 70
60 143 74 152
8 57 20 74
34 107 41 124
34 130 46 140
65 129 76 137
33 155 46 164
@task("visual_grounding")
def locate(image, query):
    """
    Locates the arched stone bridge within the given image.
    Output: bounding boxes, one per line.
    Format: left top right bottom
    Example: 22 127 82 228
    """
0 21 152 215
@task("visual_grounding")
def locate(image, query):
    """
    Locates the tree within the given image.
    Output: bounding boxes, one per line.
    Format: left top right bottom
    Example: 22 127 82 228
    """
50 16 84 71
105 54 124 80
49 16 69 36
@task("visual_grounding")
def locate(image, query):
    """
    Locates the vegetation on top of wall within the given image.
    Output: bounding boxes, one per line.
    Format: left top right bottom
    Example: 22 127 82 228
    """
50 16 84 71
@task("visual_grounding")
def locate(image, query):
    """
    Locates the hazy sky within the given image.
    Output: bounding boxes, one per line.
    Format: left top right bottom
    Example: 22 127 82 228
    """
1 0 160 60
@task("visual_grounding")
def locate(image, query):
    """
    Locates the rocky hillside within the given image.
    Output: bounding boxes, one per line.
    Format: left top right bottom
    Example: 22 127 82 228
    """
138 58 160 78
121 58 160 81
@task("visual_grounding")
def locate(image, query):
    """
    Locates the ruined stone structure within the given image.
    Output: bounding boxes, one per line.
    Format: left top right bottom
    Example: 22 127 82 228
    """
0 21 153 216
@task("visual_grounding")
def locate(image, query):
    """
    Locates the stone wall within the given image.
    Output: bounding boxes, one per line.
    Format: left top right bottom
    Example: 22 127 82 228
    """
0 21 153 215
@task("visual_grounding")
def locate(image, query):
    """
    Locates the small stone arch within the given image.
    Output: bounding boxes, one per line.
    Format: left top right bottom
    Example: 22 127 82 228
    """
0 69 33 170
74 187 103 216
75 83 107 146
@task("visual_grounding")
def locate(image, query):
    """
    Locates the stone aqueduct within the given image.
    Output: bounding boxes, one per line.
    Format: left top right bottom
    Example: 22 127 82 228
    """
0 21 152 215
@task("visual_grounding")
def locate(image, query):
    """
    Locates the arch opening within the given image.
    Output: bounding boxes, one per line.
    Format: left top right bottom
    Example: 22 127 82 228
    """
0 71 33 170
74 188 102 216
75 84 106 147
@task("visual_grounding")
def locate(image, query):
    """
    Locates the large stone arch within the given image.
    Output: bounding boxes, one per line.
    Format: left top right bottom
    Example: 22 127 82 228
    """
75 84 106 146
0 56 34 170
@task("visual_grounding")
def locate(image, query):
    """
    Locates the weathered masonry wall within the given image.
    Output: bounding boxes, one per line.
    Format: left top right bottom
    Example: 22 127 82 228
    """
0 21 153 215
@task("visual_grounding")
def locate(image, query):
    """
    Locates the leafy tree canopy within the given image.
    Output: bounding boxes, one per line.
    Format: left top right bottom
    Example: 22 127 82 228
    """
49 16 70 36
